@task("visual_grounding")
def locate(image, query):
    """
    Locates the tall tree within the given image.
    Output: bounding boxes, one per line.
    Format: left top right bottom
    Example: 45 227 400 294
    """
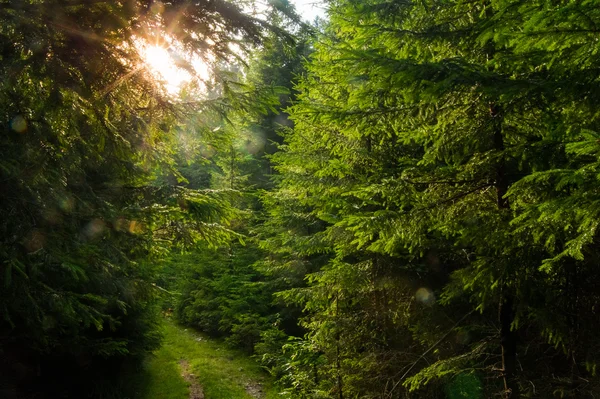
0 0 279 396
264 0 600 397
172 1 316 354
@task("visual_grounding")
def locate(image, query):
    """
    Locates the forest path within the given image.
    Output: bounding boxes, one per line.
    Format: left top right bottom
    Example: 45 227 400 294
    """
179 359 204 399
137 319 279 399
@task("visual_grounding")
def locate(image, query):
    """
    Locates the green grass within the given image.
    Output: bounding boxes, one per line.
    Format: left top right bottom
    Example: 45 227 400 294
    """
120 332 189 399
136 342 190 398
128 318 280 399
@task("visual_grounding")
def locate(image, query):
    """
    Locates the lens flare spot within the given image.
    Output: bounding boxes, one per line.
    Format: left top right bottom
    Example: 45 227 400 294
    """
24 229 46 253
150 1 164 15
455 329 471 345
115 217 129 232
244 130 266 155
128 220 143 234
84 219 105 239
446 373 483 399
42 315 57 331
177 198 188 210
200 145 216 159
274 113 292 127
11 115 27 133
415 287 435 306
59 196 75 212
43 208 62 225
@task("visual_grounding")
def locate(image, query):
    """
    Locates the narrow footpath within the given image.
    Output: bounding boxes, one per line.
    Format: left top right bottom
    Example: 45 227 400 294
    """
135 320 279 399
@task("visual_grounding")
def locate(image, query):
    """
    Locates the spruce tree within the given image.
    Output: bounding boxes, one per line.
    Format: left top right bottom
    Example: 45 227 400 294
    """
0 0 281 395
264 0 600 397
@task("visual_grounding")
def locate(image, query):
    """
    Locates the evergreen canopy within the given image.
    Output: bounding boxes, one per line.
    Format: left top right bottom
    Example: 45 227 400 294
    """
0 0 278 393
262 0 600 397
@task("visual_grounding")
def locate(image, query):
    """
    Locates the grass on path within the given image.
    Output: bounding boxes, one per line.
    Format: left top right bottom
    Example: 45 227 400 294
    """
130 319 280 399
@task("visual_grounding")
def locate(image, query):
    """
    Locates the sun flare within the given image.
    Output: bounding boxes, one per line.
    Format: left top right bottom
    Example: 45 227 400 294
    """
140 44 210 95
143 45 189 93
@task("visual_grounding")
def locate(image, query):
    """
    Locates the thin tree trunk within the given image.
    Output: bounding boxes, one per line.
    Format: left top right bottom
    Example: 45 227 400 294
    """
500 295 519 398
230 146 235 189
336 333 344 399
491 103 519 398
335 293 344 399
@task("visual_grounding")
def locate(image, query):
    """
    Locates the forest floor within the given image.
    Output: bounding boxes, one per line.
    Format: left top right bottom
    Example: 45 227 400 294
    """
128 319 281 399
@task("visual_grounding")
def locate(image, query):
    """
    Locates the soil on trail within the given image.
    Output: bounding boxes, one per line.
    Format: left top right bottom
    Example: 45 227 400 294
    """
178 357 265 399
244 381 264 398
155 321 276 399
179 360 204 399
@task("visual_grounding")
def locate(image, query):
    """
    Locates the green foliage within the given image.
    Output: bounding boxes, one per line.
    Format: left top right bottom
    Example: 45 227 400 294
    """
0 0 285 396
12 0 600 397
159 320 280 399
258 0 600 397
170 1 313 362
120 319 281 399
170 243 273 352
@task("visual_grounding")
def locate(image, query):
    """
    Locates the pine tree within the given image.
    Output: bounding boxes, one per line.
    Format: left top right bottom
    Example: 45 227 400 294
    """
0 0 282 395
264 0 600 397
169 0 315 358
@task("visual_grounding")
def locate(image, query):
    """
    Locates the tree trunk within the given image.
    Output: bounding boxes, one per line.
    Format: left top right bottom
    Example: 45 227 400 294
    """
500 295 519 398
491 103 519 398
335 293 344 399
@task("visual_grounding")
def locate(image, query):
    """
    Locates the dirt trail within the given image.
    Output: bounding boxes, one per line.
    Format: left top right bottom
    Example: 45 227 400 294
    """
244 381 264 398
178 358 264 399
179 360 204 399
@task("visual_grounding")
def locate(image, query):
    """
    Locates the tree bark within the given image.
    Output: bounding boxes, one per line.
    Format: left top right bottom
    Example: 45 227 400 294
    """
335 293 344 399
500 295 519 398
491 103 519 398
